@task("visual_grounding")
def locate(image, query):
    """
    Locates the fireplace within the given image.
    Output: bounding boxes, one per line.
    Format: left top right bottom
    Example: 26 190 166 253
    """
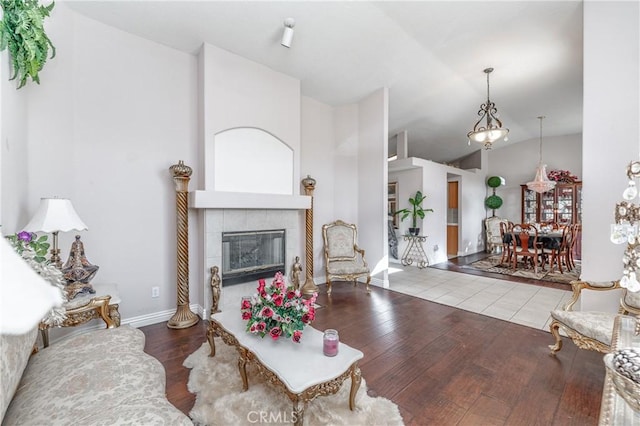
222 229 286 285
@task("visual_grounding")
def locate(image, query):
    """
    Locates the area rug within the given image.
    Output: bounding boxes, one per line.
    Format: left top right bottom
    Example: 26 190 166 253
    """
184 340 404 426
463 255 580 285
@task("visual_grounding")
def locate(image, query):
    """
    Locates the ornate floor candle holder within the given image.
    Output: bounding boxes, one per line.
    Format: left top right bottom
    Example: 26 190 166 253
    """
168 160 199 329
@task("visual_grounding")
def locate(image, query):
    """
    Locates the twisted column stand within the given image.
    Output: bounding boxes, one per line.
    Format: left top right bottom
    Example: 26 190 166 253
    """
300 175 319 298
168 160 199 329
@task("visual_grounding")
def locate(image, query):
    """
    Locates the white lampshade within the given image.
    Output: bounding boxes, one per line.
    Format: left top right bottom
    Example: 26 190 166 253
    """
0 239 64 334
23 198 88 233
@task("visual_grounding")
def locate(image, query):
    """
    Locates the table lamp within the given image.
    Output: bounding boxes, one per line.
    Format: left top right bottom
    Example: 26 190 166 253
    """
22 198 88 268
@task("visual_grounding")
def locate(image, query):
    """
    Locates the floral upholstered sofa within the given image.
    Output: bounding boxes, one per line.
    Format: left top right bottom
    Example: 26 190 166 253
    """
0 324 193 425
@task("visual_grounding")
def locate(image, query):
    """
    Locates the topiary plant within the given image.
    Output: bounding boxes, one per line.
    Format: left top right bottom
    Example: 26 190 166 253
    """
485 176 505 216
485 195 503 210
0 0 56 89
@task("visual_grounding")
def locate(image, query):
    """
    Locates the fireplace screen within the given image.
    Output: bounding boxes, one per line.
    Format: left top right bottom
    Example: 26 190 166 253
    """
222 229 286 285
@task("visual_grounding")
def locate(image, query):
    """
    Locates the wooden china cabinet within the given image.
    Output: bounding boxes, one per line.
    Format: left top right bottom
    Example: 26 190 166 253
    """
520 182 582 225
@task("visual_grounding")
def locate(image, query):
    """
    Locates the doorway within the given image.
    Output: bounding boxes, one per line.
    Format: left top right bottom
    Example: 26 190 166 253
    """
447 180 459 258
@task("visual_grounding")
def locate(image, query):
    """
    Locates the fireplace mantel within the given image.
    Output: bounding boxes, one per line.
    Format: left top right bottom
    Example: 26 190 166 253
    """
190 191 311 210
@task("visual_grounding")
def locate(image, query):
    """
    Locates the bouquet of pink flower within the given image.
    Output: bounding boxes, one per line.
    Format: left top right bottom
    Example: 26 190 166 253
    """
241 272 317 342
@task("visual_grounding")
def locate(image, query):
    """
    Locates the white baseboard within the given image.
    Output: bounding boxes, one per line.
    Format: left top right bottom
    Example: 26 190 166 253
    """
126 303 204 328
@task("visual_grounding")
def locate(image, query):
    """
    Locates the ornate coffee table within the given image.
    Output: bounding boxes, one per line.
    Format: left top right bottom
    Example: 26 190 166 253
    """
207 310 364 426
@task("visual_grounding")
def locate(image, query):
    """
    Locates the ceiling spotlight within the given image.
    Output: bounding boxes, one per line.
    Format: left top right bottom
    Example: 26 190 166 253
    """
281 18 295 48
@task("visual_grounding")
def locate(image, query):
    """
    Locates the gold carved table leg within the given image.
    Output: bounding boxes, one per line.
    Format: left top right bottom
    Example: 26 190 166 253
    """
238 348 250 391
349 364 362 410
206 322 216 357
39 296 117 348
293 400 305 426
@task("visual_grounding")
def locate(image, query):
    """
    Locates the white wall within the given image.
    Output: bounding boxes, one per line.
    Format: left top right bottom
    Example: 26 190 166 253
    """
389 158 487 265
333 104 360 223
487 133 582 223
1 5 199 336
358 88 389 286
0 51 29 231
581 2 639 309
199 43 301 192
300 96 336 282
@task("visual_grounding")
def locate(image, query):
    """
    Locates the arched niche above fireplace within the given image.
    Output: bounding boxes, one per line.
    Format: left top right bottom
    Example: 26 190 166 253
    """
214 127 293 195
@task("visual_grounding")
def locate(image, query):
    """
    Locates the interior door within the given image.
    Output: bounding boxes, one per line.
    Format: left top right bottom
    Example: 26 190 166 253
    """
447 181 459 257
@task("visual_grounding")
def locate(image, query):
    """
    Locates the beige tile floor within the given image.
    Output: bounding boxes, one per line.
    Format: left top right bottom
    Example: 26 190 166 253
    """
387 263 573 332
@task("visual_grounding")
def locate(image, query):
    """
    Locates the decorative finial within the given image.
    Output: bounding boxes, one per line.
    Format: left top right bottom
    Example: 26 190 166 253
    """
170 160 192 178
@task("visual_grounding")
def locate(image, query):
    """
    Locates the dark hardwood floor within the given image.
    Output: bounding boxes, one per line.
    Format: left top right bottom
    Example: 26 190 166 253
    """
142 266 604 425
431 252 573 290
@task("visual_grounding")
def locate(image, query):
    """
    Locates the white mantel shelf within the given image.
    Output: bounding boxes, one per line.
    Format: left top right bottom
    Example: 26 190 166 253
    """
189 191 311 210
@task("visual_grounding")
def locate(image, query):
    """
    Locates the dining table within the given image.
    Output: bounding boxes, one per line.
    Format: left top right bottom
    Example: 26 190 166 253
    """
503 231 564 250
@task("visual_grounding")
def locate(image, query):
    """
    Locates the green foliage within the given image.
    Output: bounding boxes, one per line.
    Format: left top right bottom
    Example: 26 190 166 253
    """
0 0 56 89
5 231 50 263
487 176 504 188
485 195 503 210
393 190 434 228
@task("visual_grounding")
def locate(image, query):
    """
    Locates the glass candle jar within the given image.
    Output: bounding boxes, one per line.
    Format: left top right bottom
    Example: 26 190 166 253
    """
323 329 339 357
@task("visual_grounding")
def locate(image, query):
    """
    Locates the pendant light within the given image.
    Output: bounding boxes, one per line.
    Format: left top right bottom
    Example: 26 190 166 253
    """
526 116 556 194
467 67 509 149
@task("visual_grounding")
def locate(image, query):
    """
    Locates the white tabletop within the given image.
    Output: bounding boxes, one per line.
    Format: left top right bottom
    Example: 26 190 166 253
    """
64 282 120 309
212 309 364 394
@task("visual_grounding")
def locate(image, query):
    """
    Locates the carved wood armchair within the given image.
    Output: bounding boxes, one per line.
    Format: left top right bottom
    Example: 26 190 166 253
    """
549 280 640 354
322 220 371 295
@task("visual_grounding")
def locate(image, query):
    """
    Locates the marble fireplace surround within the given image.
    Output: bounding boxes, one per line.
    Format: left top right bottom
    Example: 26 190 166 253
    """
191 192 311 311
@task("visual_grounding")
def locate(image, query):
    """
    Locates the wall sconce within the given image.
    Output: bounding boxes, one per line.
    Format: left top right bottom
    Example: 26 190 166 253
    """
281 18 295 48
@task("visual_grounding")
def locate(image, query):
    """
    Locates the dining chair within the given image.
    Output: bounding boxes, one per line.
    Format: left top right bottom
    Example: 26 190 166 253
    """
546 225 571 273
567 223 581 270
499 221 513 265
510 224 543 273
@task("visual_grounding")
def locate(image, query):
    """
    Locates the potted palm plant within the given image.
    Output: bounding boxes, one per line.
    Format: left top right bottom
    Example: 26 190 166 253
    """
393 190 433 236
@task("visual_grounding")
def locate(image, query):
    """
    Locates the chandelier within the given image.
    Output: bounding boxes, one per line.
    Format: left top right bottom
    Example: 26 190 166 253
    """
467 67 509 149
526 116 556 194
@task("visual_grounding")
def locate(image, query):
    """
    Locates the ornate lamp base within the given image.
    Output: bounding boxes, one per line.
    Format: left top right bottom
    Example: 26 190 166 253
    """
167 304 199 329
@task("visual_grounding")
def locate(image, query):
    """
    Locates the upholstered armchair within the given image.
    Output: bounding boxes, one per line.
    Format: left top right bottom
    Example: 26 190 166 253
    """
322 220 371 295
485 216 508 254
549 280 640 354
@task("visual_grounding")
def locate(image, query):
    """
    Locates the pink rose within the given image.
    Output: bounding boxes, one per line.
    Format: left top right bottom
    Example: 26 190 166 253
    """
261 307 273 318
242 311 252 320
301 313 310 324
292 330 302 343
287 290 296 300
269 327 282 340
241 299 252 310
257 322 266 332
273 295 284 307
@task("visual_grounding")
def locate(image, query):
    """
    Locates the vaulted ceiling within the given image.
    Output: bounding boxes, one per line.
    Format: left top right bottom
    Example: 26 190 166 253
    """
66 1 583 163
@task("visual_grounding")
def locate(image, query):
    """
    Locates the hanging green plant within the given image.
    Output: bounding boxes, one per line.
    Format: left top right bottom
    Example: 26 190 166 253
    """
0 0 56 89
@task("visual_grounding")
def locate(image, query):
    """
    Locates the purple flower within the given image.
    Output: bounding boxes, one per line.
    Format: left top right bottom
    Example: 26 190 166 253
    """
17 231 32 243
